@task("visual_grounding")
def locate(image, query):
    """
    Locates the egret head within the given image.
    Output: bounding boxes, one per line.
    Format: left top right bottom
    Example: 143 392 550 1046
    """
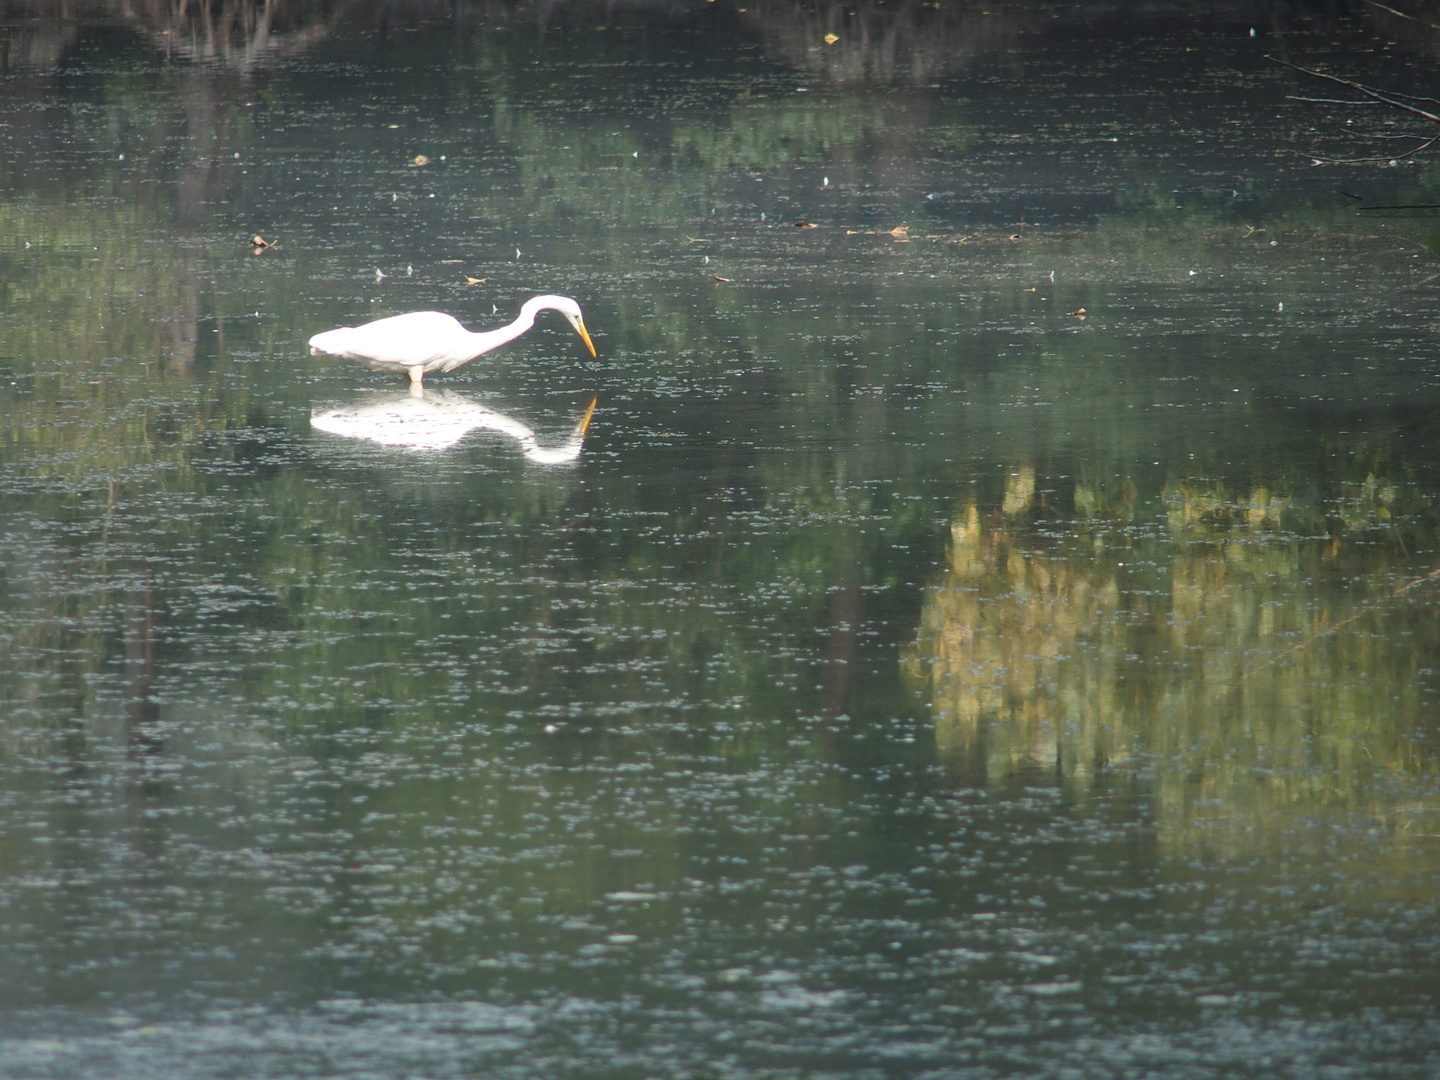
524 294 597 359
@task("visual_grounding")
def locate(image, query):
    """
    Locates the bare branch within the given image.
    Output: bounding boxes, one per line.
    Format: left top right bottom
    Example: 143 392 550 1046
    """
1357 201 1440 211
1285 95 1383 106
1359 0 1440 34
1267 55 1440 124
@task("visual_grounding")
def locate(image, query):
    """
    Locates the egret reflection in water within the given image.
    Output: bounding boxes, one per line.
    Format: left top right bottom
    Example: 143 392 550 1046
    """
310 388 598 462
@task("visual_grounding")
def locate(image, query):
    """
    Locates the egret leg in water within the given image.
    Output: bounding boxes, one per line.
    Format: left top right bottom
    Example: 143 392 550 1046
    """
308 294 597 388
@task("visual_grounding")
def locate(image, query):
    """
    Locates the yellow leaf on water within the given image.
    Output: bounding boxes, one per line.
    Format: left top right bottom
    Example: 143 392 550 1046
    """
824 33 839 44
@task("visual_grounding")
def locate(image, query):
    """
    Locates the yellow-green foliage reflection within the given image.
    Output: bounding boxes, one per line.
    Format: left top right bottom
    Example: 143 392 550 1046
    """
905 500 1129 788
907 474 1440 868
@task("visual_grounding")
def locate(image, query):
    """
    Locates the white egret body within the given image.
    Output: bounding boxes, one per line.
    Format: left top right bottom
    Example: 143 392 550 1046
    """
308 294 596 388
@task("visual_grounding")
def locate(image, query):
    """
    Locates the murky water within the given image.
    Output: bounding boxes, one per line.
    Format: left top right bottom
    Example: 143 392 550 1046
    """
2 2 1439 1076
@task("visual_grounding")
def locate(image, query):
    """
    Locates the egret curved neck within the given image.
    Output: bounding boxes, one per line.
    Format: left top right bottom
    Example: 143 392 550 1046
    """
468 309 537 357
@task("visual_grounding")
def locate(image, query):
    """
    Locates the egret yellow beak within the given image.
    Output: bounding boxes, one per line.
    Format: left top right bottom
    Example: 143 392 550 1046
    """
574 318 597 358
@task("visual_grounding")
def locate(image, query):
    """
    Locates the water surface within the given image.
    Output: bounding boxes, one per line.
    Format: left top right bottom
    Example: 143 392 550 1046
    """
2 2 1439 1076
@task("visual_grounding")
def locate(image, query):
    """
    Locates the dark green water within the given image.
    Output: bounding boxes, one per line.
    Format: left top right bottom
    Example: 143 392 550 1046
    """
2 2 1438 1076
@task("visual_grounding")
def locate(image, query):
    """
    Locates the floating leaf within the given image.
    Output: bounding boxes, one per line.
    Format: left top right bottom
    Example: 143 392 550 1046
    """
824 33 839 44
411 154 431 166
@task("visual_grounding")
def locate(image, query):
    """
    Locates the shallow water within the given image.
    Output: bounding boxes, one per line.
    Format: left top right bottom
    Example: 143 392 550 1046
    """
2 2 1439 1077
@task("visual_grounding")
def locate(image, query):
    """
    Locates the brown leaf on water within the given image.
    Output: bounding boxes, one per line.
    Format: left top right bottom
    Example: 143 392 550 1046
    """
411 154 431 166
794 221 818 229
889 226 909 240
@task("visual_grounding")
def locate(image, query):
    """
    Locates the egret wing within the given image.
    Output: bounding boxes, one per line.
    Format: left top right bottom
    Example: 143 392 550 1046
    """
310 312 472 372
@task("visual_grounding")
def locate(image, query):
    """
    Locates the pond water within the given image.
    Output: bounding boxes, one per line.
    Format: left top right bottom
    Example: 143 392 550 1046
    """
2 2 1439 1076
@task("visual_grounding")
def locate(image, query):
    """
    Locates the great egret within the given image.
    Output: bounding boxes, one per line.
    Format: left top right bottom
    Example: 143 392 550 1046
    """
308 294 597 389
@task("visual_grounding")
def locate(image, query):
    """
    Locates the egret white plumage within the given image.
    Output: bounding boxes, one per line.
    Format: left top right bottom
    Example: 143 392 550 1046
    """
308 294 596 389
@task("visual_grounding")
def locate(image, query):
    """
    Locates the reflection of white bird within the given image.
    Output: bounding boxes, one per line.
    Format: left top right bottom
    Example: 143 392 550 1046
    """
308 294 597 390
311 389 597 463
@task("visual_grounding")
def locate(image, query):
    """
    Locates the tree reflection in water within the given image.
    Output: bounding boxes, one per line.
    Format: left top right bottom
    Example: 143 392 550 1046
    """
12 0 1438 81
741 0 1020 86
907 466 1440 862
0 0 348 69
